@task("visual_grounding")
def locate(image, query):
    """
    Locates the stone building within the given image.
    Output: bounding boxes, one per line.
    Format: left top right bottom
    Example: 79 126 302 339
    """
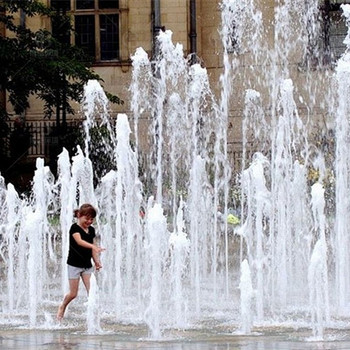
1 0 349 188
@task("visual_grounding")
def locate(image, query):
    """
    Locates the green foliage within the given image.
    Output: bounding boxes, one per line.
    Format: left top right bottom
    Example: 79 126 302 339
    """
46 123 84 176
88 125 116 185
105 91 124 106
0 110 9 166
0 0 123 121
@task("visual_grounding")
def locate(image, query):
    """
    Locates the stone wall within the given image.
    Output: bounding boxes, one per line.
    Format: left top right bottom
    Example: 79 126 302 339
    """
4 0 344 153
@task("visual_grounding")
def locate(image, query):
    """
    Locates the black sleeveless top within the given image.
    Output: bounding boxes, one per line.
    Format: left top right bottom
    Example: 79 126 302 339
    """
67 223 95 268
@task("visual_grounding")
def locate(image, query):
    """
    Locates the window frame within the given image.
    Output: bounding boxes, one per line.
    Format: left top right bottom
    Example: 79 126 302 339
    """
51 0 129 65
322 0 350 64
328 0 350 6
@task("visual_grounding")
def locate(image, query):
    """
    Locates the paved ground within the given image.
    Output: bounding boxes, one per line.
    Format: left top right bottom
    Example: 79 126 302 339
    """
2 328 350 350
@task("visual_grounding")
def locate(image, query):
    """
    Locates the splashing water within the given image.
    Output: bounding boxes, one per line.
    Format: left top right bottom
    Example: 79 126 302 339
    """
334 4 350 316
308 182 329 339
87 273 102 334
239 259 254 334
1 0 350 342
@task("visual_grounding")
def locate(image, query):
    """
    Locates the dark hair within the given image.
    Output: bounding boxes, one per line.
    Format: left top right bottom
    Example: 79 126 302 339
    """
74 203 97 218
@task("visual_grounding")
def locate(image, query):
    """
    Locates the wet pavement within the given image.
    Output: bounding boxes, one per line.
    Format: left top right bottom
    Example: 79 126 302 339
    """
2 328 350 350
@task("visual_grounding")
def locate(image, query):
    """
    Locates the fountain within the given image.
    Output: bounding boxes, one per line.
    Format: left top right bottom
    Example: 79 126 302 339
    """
335 3 350 317
1 1 350 347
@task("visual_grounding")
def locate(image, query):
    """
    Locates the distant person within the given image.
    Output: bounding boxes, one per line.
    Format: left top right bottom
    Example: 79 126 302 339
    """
139 206 145 219
57 203 105 321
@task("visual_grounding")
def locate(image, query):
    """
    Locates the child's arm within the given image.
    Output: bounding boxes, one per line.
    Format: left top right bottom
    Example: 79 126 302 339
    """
92 239 102 270
72 233 105 254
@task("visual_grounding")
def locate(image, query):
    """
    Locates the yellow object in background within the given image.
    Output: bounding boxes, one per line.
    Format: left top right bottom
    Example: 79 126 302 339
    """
227 214 240 225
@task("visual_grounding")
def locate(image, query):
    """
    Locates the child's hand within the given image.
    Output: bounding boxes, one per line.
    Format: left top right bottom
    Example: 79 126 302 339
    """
93 245 105 254
95 261 102 271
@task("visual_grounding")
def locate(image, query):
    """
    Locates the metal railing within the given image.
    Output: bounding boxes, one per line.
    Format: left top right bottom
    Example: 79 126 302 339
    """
4 120 250 174
7 120 82 158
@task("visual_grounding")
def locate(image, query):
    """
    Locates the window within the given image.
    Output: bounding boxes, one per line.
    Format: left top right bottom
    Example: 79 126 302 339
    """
100 14 119 60
51 0 120 62
76 0 94 9
51 0 71 44
323 0 350 63
51 0 70 11
75 15 96 58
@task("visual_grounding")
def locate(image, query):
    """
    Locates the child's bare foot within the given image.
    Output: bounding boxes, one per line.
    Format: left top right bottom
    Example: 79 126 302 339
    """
56 304 66 321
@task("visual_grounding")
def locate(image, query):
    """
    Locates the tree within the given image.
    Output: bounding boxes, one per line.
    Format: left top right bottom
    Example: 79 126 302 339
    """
0 0 122 124
0 0 123 181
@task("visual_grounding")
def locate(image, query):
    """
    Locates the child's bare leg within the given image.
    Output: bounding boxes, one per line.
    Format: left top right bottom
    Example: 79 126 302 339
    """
81 273 91 294
57 279 79 320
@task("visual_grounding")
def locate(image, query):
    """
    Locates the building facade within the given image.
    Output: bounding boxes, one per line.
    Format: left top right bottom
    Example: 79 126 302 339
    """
2 0 350 184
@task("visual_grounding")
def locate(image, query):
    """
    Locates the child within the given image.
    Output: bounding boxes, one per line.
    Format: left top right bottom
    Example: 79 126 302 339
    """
57 203 105 321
